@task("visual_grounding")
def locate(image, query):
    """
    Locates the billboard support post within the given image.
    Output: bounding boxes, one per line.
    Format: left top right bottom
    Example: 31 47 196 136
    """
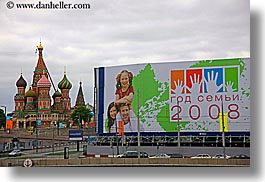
221 101 226 158
137 89 141 159
115 117 119 155
177 101 180 148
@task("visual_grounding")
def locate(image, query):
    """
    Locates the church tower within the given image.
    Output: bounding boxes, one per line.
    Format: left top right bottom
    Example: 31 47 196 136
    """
25 87 36 111
14 73 27 113
37 71 51 114
52 89 63 113
58 69 72 112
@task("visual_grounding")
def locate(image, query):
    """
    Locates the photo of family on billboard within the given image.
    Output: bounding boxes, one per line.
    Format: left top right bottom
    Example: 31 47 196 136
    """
106 70 144 134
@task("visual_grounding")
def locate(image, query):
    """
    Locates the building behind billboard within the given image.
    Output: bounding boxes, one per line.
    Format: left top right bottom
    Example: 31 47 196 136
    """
94 58 250 137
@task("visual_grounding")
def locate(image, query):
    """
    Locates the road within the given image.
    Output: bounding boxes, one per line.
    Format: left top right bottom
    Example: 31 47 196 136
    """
0 128 250 159
85 145 250 157
1 144 250 160
23 143 250 158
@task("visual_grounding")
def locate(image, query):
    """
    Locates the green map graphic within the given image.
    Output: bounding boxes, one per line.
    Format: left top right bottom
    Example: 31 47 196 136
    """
132 64 186 132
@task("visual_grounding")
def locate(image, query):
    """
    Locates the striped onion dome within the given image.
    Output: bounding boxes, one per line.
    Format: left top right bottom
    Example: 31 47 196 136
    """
37 74 51 88
52 89 62 98
25 87 36 97
58 72 72 89
16 74 27 88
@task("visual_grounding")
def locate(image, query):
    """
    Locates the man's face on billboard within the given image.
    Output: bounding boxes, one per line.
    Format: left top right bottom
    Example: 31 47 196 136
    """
120 105 130 124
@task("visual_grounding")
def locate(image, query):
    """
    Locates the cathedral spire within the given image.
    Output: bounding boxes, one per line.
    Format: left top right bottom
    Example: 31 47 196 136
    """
32 41 48 93
36 41 45 70
75 81 85 107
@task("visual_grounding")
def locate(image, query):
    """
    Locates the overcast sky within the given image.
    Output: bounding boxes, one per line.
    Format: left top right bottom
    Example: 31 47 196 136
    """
0 0 249 113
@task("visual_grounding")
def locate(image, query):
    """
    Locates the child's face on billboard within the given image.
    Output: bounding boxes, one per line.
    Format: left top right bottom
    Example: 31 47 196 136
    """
120 72 129 87
120 105 130 123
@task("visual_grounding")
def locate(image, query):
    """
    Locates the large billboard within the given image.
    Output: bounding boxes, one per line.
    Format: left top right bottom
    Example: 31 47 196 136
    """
95 58 250 135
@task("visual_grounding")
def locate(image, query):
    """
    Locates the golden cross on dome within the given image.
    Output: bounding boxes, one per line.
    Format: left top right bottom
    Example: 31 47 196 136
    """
37 38 43 49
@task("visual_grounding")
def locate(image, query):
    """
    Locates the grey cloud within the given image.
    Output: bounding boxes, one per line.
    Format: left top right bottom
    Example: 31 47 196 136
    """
0 0 249 113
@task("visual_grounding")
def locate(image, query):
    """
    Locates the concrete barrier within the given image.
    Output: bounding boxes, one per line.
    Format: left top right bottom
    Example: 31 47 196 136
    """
0 158 250 167
99 154 109 158
86 154 95 157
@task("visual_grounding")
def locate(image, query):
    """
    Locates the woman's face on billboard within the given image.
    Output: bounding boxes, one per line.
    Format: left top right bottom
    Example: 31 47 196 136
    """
110 106 117 119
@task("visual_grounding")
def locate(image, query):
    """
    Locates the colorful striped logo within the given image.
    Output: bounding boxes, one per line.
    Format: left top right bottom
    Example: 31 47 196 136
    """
171 66 239 94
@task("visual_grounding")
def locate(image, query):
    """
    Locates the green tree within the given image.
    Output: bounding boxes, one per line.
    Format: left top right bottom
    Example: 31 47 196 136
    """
0 109 6 129
71 106 93 126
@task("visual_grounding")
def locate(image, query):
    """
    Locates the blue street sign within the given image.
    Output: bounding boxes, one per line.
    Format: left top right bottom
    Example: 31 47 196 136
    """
37 119 42 126
59 121 63 129
69 130 83 141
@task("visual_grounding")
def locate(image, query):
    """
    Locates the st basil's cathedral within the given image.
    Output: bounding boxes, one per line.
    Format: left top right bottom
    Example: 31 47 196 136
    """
13 42 86 128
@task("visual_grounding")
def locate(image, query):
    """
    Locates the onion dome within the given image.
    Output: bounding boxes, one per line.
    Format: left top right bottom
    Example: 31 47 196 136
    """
25 87 36 97
58 72 72 89
37 74 51 87
52 89 62 98
16 74 27 88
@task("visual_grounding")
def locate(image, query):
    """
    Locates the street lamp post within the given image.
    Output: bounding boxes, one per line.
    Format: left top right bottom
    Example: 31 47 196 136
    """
56 114 60 136
77 114 81 152
52 120 55 154
79 114 81 129
1 105 6 131
36 112 39 153
57 120 60 136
